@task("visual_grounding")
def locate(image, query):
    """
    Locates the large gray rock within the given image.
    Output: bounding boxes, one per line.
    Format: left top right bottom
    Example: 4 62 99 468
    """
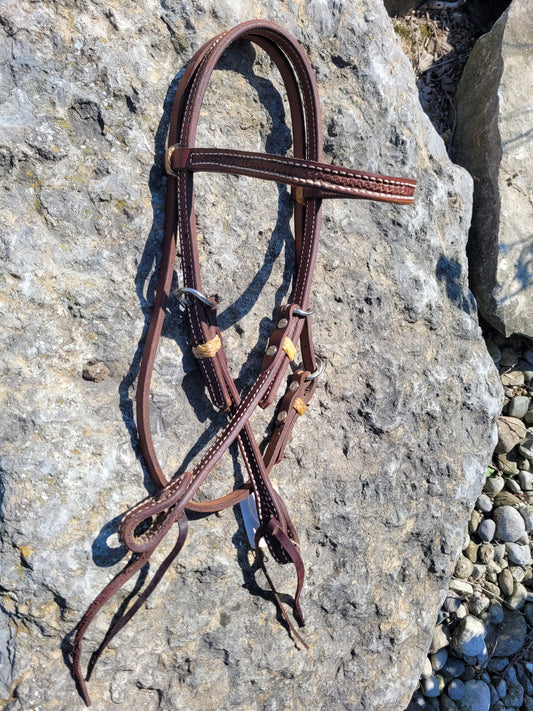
0 1 501 710
453 0 533 337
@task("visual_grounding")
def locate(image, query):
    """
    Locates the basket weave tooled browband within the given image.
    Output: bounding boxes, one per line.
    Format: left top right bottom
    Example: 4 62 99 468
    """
72 20 416 705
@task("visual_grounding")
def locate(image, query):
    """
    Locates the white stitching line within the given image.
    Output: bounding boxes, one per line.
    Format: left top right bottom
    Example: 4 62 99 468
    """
190 159 414 200
190 151 415 189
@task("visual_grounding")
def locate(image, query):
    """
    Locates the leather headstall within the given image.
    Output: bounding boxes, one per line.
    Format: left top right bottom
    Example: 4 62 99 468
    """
72 20 416 705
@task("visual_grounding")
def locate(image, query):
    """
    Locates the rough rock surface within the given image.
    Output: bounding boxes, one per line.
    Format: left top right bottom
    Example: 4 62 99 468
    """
453 0 533 338
0 1 501 710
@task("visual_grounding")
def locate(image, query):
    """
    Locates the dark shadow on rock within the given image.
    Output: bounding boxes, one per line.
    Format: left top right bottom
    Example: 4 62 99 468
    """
436 254 477 315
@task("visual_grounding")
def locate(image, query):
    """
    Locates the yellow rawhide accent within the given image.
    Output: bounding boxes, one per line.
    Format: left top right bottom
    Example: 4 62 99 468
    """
293 398 307 416
192 334 222 359
282 337 297 361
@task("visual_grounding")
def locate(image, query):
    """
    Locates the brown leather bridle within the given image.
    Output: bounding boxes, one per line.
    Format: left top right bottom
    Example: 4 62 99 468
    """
72 20 416 706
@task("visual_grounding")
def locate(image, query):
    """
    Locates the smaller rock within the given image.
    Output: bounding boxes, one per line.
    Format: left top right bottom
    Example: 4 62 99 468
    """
82 360 110 382
441 658 465 682
477 519 496 542
518 505 533 532
511 565 526 582
504 680 524 708
526 411 533 425
456 679 490 711
499 568 515 596
496 453 520 476
506 542 532 566
471 563 486 581
501 370 525 387
451 615 486 657
494 506 526 542
494 677 507 700
524 350 533 366
475 493 492 513
494 491 522 508
449 579 474 598
496 416 527 454
463 540 479 563
448 679 465 701
429 624 450 654
430 647 448 673
439 694 458 711
508 396 531 420
483 475 505 495
487 657 509 673
478 543 495 564
444 594 462 614
493 543 507 564
506 477 523 495
468 595 490 617
469 510 483 535
485 608 527 656
421 675 440 698
519 471 533 491
454 556 474 580
519 430 533 462
422 656 433 678
508 582 528 610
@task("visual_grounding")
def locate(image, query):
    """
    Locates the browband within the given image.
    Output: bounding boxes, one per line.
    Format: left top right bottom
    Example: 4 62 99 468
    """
72 20 416 705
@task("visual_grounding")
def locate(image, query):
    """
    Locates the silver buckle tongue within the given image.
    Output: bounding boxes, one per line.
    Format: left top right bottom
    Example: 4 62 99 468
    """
240 494 267 549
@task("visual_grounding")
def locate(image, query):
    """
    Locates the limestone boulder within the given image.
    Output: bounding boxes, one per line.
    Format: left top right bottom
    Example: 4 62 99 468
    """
453 0 533 337
0 1 501 710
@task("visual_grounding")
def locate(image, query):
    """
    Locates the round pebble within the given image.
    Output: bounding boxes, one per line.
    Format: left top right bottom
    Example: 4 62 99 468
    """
499 568 515 596
471 563 486 580
519 431 533 462
476 493 492 513
508 582 528 610
448 679 465 701
469 510 483 535
494 678 507 700
508 396 531 419
457 679 491 711
494 506 526 542
429 625 450 654
422 656 433 678
421 675 440 698
478 542 495 564
506 541 532 566
477 518 496 542
440 694 459 711
430 647 448 673
511 565 526 582
463 540 479 563
454 556 474 579
451 615 486 657
485 608 527 656
505 680 524 707
507 477 524 495
519 471 533 491
483 475 505 495
496 417 527 454
444 594 462 614
441 658 465 681
468 594 490 617
518 505 533 532
449 579 474 597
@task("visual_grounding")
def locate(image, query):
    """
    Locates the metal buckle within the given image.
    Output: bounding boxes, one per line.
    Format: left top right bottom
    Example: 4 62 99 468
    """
176 287 216 309
294 307 313 317
305 356 323 381
165 144 178 177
